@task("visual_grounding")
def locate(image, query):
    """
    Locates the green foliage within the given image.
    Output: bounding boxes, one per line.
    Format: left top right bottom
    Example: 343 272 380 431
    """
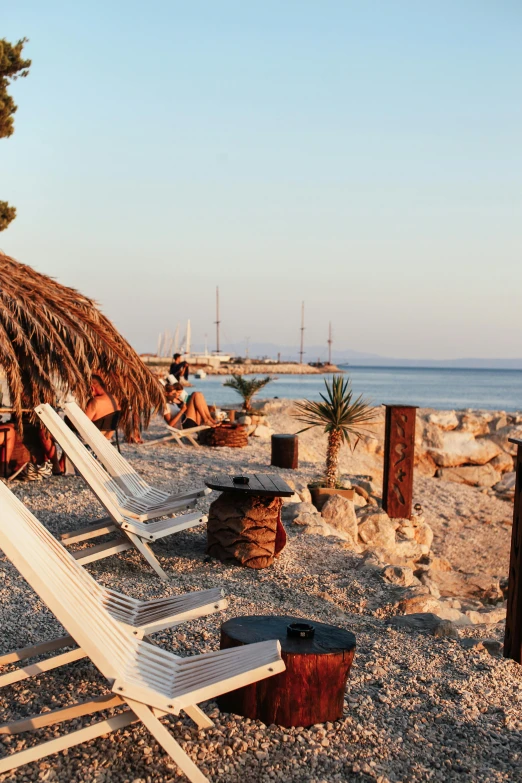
0 38 31 231
223 374 272 411
293 375 376 487
0 200 16 232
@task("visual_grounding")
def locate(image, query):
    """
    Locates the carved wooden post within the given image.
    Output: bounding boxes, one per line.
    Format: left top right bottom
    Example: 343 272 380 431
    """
504 438 522 663
382 405 417 520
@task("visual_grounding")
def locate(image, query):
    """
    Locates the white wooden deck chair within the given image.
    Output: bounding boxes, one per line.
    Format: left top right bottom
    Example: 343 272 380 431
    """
63 400 211 520
35 404 207 580
142 422 210 448
0 482 285 781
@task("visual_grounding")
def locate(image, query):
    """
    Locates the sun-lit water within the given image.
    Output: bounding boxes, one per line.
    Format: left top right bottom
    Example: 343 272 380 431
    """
191 366 522 411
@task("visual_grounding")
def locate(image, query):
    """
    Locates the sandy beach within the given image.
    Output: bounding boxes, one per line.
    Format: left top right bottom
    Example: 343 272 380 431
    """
1 401 520 783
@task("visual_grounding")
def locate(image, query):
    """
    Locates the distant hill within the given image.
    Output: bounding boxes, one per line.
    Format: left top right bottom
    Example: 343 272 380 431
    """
187 341 522 370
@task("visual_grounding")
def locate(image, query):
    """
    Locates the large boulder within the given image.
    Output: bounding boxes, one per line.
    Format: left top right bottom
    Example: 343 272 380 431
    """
490 425 522 456
490 452 514 474
284 502 320 527
381 565 416 587
428 431 501 467
493 471 516 496
458 411 494 436
357 508 397 551
320 494 358 540
389 612 459 638
436 463 501 488
427 411 459 431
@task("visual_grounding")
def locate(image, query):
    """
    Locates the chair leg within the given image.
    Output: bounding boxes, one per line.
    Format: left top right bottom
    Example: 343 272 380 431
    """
0 693 124 735
0 648 86 688
0 635 75 666
183 704 214 729
115 428 121 454
126 699 208 783
127 532 169 581
0 709 137 774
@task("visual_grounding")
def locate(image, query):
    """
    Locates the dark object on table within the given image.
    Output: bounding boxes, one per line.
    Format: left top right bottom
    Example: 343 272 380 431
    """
233 475 250 485
504 437 522 663
219 615 356 727
382 404 417 519
287 622 315 639
199 423 248 448
205 473 293 568
271 434 298 469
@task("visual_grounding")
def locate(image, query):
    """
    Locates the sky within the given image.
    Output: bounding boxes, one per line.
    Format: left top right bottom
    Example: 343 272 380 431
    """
1 1 521 360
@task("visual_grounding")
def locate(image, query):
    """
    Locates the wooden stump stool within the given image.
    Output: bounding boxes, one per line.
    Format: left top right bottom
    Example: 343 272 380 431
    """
219 615 356 727
271 434 298 469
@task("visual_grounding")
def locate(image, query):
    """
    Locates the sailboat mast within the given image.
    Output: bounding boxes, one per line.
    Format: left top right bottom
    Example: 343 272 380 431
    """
327 322 333 364
215 286 221 353
299 301 305 364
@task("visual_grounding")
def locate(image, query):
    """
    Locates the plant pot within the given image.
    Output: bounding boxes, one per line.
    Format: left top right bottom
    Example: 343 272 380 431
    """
309 486 354 511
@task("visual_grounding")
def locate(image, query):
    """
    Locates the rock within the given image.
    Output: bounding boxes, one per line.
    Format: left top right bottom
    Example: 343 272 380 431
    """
490 425 522 455
252 424 274 439
351 477 376 495
381 565 415 587
352 484 369 501
466 606 507 625
320 494 358 540
298 521 361 550
357 509 396 551
353 493 367 509
460 638 485 651
388 612 458 638
436 463 501 488
428 431 501 467
415 554 452 572
283 501 319 523
427 411 459 431
414 452 438 477
282 478 312 504
396 523 416 540
482 639 503 656
393 538 424 562
431 571 503 603
436 604 472 626
418 572 441 598
396 593 441 615
460 638 502 656
490 452 514 474
493 471 516 495
413 522 434 553
358 548 387 568
458 411 494 436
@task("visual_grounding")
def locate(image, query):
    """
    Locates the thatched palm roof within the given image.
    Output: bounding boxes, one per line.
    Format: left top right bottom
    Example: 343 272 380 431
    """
0 251 164 437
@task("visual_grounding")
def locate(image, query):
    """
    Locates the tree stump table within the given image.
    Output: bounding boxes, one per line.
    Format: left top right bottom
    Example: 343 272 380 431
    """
205 474 294 569
271 434 298 469
218 615 356 727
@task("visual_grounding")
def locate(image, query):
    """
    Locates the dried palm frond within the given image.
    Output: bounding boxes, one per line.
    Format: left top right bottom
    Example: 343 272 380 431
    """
0 251 164 438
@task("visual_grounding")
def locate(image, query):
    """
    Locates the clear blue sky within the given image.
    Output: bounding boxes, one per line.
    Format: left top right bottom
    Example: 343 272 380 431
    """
2 1 521 359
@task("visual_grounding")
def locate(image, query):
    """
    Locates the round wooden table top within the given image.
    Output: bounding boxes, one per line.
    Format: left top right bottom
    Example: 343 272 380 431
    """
221 615 356 656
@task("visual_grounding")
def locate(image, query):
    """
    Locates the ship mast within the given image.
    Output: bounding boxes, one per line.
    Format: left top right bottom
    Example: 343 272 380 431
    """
215 286 221 354
299 301 305 364
327 322 333 365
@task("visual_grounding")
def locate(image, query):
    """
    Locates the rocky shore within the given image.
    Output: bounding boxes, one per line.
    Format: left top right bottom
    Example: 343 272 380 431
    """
1 403 521 782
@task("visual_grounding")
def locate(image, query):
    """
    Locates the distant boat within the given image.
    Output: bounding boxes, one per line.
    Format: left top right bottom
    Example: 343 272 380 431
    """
194 369 207 379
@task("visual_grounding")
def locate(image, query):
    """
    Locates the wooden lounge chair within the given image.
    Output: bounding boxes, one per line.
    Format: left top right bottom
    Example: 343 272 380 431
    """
0 482 285 780
141 422 211 448
62 400 211 520
35 404 207 580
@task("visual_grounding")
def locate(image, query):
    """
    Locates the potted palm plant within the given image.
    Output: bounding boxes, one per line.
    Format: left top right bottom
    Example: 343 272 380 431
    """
223 374 272 413
293 375 376 510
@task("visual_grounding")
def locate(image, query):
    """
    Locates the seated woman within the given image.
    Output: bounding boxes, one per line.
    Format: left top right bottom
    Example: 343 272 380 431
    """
164 383 217 429
85 374 120 440
0 423 15 474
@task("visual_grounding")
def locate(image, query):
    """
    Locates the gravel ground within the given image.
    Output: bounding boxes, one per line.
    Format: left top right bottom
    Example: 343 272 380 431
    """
1 413 521 783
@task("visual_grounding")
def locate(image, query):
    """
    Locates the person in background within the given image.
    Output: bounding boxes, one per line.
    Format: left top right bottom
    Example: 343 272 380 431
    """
163 383 217 429
85 374 121 440
169 353 189 382
0 423 15 471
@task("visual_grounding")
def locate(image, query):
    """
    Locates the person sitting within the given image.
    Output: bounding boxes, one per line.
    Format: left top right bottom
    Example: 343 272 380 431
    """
0 423 15 474
85 374 120 440
163 383 217 429
169 353 189 382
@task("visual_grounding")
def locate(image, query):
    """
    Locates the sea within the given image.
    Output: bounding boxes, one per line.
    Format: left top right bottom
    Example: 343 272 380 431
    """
190 366 522 412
